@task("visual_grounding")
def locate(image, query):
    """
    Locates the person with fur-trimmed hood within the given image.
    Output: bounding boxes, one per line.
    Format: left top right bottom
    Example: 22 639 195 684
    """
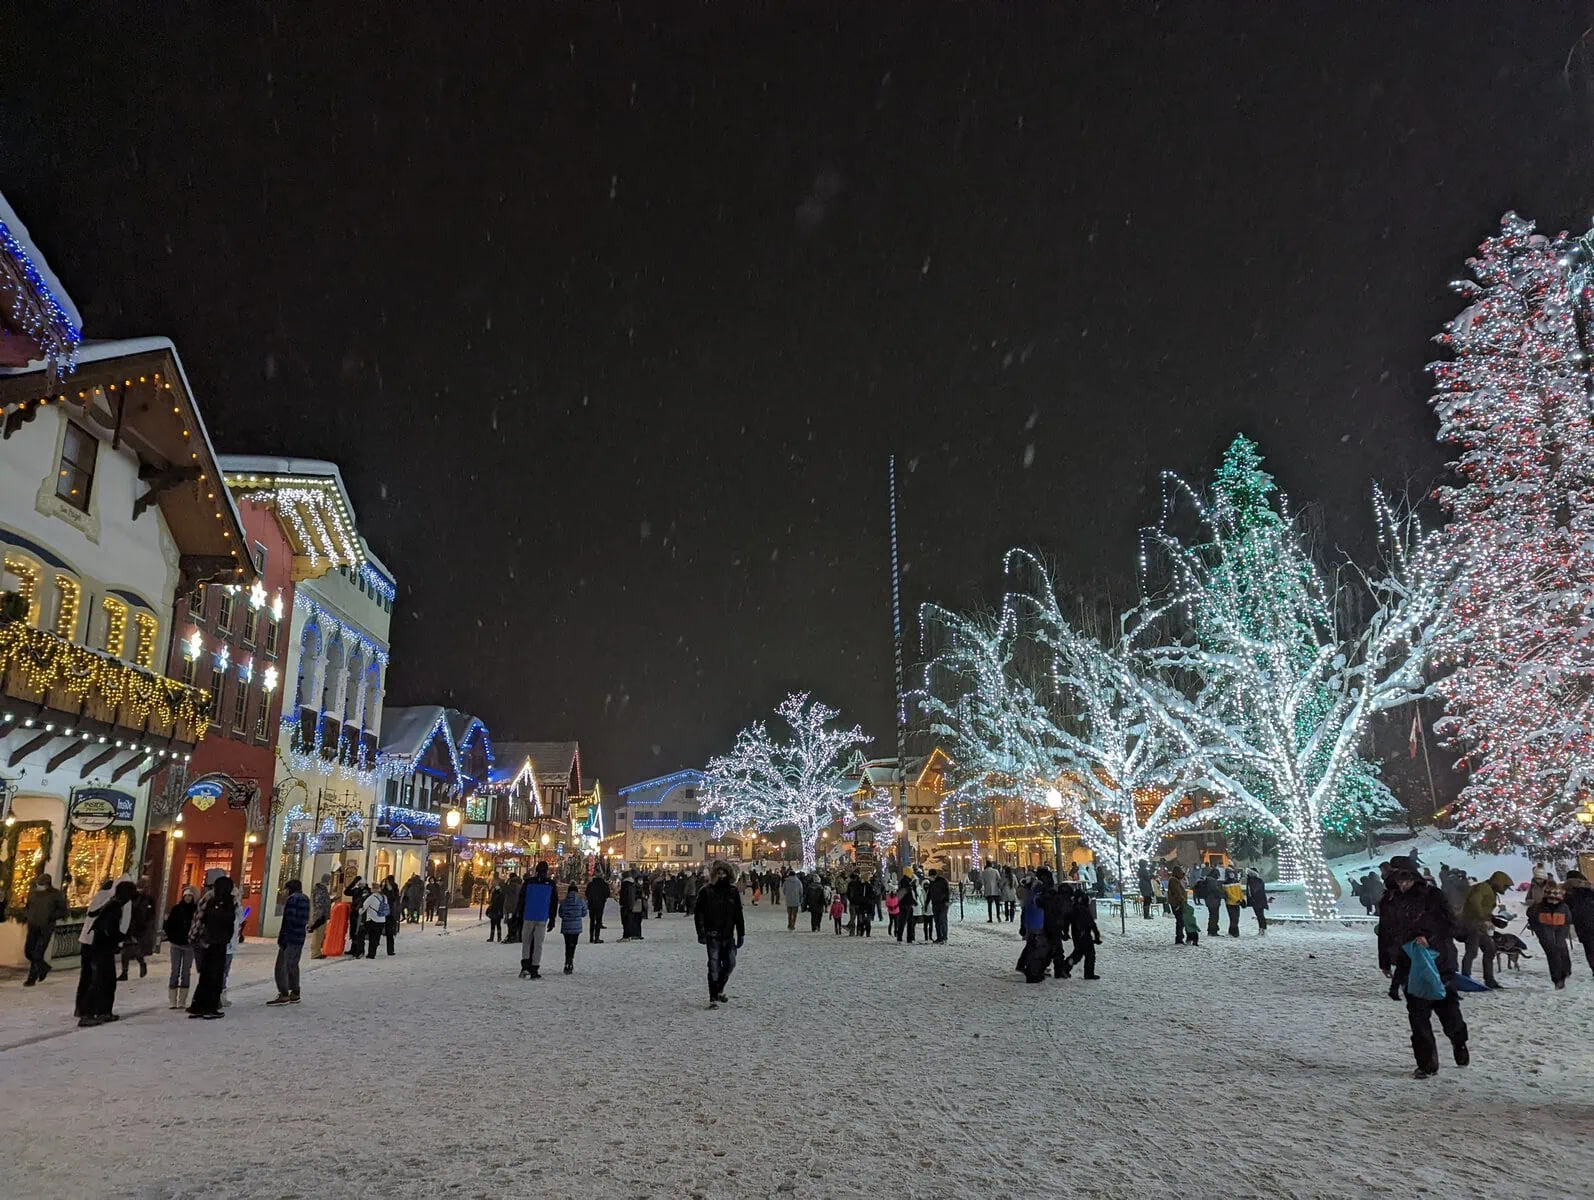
694 860 745 1008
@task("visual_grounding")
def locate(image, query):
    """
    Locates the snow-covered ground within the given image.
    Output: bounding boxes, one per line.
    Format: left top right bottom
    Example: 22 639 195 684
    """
0 897 1589 1199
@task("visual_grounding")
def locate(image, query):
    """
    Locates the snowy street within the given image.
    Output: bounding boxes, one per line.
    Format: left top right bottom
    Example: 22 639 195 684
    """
1 900 1589 1199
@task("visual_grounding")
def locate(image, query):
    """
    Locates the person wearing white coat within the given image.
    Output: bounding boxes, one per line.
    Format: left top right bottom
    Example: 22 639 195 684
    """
981 864 1003 922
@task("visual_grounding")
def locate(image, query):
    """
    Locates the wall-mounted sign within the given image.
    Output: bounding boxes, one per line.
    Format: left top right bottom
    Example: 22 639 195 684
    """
391 824 413 841
287 817 315 836
319 833 346 853
186 778 226 812
72 788 136 829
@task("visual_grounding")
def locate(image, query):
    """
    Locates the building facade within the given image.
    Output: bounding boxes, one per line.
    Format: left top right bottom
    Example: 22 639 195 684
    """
0 192 255 965
376 705 492 895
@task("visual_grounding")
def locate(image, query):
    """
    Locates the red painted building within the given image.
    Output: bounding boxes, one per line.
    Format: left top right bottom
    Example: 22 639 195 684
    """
155 494 296 934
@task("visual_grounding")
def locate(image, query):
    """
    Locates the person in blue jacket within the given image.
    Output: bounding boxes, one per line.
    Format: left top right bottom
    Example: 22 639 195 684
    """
518 861 559 979
269 879 310 1005
557 884 588 975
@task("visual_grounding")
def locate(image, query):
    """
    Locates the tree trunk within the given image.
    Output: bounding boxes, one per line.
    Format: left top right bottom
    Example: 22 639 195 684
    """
1288 823 1338 920
799 831 818 871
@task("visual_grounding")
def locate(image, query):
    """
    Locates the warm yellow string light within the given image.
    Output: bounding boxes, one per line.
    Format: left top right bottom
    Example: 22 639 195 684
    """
102 596 128 658
52 576 80 641
132 612 159 669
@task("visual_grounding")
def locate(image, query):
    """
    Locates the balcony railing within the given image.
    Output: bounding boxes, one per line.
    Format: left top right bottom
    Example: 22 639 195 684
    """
0 617 212 744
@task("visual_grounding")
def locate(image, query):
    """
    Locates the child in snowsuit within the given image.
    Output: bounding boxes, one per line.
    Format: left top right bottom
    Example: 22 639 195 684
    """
829 892 845 934
1065 887 1103 979
1180 900 1200 947
1527 883 1574 990
558 885 588 975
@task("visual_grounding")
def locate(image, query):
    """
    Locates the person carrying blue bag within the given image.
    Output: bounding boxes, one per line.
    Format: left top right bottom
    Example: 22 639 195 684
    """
1377 855 1469 1078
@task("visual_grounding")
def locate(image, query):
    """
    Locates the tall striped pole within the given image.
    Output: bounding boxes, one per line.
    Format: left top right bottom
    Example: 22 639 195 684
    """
889 455 909 866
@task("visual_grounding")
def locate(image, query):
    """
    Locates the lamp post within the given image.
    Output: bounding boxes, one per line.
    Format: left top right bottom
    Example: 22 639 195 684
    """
893 817 906 872
441 807 462 931
1044 788 1064 877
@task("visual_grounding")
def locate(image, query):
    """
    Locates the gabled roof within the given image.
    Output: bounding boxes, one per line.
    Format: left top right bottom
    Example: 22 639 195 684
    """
380 705 492 783
617 768 705 807
495 741 580 789
218 456 367 581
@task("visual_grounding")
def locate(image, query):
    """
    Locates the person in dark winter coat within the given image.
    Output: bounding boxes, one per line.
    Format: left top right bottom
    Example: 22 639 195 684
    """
486 882 505 942
804 874 826 933
401 874 424 923
847 873 874 937
1064 885 1102 979
309 875 332 959
1244 867 1268 934
1166 870 1189 945
1195 868 1224 937
1021 868 1063 981
163 887 198 1009
269 879 311 1005
22 873 67 986
1564 871 1594 978
188 876 237 1019
380 877 401 955
75 880 134 1025
518 861 560 979
1136 860 1154 920
1526 882 1574 989
117 877 157 981
344 876 370 956
1039 879 1075 978
585 872 611 943
894 874 919 943
694 861 745 1007
501 873 522 943
925 869 952 943
1377 856 1467 1077
558 884 588 974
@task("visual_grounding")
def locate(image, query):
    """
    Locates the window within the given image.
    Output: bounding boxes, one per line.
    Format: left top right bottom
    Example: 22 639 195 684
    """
252 542 267 573
100 596 128 657
253 694 270 741
132 612 159 669
1 555 40 625
216 588 235 634
179 653 197 687
232 676 249 730
52 576 80 641
55 421 97 511
242 604 258 645
187 585 206 623
263 614 279 655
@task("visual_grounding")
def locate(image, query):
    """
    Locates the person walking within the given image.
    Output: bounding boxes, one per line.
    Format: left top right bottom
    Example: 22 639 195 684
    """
381 876 401 956
1064 885 1102 979
781 871 804 931
117 877 157 981
926 868 951 944
401 873 424 924
1021 867 1060 981
894 873 919 944
423 876 440 924
268 879 310 1005
829 889 846 934
1526 881 1574 990
518 861 559 979
1459 870 1513 989
309 874 333 959
74 879 115 1021
695 861 745 1008
501 872 522 943
558 883 588 974
805 873 826 933
1222 869 1245 938
1136 860 1155 920
162 886 198 1009
22 872 67 987
344 875 370 957
1377 856 1468 1077
486 880 505 942
981 862 1002 922
77 879 136 1026
1245 867 1269 934
360 887 388 959
187 876 236 1020
1563 871 1594 978
1001 867 1018 923
1167 867 1189 946
585 871 610 943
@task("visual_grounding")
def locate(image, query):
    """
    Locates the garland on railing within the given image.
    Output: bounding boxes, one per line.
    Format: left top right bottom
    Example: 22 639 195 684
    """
0 619 212 738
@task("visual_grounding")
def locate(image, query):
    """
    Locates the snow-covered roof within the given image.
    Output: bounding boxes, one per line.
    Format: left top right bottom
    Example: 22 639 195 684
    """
617 769 704 807
495 741 581 789
0 192 80 330
379 705 447 759
219 456 370 577
0 190 82 376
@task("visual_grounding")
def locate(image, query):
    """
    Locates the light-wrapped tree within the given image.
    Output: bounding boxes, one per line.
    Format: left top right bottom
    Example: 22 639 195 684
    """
702 693 871 869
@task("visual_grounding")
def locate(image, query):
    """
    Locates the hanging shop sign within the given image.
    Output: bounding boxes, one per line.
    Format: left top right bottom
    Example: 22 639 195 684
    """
70 788 135 831
184 772 260 813
319 832 346 852
286 816 315 836
390 824 413 841
185 778 225 812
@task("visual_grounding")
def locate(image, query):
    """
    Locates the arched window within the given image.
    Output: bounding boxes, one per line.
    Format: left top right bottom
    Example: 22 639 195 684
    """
52 575 81 641
132 612 159 669
100 596 128 657
343 646 364 725
1 554 41 625
294 621 323 710
320 633 344 715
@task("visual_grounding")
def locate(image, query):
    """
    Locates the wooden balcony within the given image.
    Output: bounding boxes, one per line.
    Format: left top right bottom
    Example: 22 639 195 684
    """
0 618 212 746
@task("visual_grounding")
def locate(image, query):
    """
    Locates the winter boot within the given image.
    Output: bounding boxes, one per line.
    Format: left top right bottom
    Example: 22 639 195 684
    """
167 988 180 1009
176 987 189 1010
117 967 129 982
139 961 147 978
519 960 532 979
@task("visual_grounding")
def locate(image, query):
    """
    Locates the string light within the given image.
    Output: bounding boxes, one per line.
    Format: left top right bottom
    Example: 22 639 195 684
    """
101 596 128 658
0 215 82 378
1426 211 1594 855
701 692 871 869
132 612 159 669
52 576 80 641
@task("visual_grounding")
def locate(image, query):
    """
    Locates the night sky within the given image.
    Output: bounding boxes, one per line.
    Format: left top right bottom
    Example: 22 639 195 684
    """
6 5 1594 792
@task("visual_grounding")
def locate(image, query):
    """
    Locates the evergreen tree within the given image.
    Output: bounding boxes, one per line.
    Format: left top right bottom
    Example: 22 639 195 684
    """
1428 212 1594 855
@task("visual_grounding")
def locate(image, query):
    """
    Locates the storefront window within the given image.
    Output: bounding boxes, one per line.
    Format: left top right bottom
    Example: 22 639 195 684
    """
2 821 53 920
276 832 308 915
64 826 134 911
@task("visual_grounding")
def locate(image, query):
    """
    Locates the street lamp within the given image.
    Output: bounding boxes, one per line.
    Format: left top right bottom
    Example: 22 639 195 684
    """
441 808 462 930
1044 788 1064 876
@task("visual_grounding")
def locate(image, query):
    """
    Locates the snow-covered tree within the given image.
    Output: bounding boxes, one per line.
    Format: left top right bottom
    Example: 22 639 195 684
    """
702 693 871 869
920 554 1221 876
1136 461 1445 918
1427 212 1594 855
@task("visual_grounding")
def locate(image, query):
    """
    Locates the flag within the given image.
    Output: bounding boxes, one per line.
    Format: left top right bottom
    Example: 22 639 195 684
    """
1409 712 1420 760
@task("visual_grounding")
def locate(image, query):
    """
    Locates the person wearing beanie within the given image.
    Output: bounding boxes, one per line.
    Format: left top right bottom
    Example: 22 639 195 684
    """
1459 870 1513 989
1526 880 1574 989
694 860 744 1007
558 883 588 974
